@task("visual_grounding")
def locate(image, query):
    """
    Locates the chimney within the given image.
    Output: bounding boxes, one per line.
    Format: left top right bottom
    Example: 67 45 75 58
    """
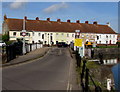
57 19 61 22
67 19 71 23
107 22 110 26
76 20 80 23
85 21 89 24
24 16 27 20
47 18 50 21
36 17 39 20
93 21 97 25
4 14 7 20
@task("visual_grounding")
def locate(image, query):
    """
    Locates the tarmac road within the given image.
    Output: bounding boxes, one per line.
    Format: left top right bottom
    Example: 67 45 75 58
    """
2 47 74 90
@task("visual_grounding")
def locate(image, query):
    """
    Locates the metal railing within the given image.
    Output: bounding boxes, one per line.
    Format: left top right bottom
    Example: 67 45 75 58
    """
75 51 102 92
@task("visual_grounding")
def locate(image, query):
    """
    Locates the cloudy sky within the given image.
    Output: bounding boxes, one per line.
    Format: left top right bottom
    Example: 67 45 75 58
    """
1 1 119 33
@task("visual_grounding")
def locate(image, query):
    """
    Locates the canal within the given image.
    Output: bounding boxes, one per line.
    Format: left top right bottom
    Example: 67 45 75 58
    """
94 54 120 90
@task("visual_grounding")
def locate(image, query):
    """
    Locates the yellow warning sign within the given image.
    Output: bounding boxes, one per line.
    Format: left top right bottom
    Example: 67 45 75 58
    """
74 39 83 47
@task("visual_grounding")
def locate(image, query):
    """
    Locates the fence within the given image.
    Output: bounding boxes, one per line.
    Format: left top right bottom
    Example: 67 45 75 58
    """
75 51 102 92
2 43 43 63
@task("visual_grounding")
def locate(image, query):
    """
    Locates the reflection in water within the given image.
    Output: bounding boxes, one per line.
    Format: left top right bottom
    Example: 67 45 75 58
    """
112 63 120 91
103 59 118 65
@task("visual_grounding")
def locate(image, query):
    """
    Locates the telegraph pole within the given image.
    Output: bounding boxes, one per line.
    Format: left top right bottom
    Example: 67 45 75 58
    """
22 18 26 55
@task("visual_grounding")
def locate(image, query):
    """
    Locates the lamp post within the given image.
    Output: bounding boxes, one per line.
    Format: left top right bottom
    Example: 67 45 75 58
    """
22 18 26 55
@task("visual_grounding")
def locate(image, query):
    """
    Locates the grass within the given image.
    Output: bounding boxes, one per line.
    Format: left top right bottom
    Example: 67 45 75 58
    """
93 46 118 48
86 61 99 69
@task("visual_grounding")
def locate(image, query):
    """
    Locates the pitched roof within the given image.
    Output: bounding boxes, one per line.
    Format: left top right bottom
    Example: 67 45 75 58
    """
4 18 116 34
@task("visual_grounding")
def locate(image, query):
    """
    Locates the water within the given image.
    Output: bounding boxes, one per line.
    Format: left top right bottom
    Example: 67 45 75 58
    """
94 54 120 90
112 63 120 90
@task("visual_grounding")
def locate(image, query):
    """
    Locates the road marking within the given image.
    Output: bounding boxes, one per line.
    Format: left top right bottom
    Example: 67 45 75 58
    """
67 49 73 91
70 84 72 92
67 81 70 91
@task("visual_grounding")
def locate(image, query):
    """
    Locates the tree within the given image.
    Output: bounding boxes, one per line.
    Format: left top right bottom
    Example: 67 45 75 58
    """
2 34 9 43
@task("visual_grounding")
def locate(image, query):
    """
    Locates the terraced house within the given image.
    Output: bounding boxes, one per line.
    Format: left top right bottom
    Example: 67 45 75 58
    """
2 15 118 46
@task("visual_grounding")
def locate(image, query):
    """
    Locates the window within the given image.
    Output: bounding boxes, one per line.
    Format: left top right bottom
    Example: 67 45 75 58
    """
97 36 99 40
42 34 44 39
110 35 111 38
33 32 34 36
56 33 58 35
26 33 29 36
72 34 74 37
51 33 53 35
50 36 52 41
67 34 69 37
38 33 41 36
106 35 108 38
61 33 64 35
20 33 22 36
106 41 108 44
99 41 101 44
13 32 16 36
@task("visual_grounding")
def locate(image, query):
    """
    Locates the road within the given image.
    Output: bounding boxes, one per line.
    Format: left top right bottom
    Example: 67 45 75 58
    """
2 47 75 90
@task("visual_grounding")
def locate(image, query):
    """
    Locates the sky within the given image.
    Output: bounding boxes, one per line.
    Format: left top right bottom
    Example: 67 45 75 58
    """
1 1 119 33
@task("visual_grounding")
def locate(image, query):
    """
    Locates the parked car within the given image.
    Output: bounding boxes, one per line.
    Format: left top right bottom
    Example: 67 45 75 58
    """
57 42 68 47
0 41 6 47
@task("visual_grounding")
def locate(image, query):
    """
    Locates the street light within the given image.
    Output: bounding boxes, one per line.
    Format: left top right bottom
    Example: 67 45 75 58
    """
22 18 26 55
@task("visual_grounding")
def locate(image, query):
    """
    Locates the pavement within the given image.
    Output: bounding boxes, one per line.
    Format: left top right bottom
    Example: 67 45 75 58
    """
2 47 51 67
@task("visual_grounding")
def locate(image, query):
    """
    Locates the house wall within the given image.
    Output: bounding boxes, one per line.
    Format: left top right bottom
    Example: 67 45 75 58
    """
95 34 117 44
79 33 96 43
32 31 75 45
9 31 33 43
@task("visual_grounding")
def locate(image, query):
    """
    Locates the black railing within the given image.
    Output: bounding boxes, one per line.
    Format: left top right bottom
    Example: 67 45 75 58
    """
75 51 102 92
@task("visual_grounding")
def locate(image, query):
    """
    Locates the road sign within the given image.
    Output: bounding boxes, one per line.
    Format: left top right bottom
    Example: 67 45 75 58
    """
22 30 26 36
22 32 26 36
74 39 82 47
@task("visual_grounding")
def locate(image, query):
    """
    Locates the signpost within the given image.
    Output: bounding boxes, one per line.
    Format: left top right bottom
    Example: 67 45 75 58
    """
22 30 26 54
74 39 82 47
74 29 85 57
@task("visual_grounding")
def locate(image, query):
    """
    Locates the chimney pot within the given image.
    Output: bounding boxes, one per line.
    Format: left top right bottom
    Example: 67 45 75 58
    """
107 22 110 26
4 14 7 20
47 18 50 21
85 21 89 24
36 17 39 20
93 21 97 25
57 19 61 22
76 20 80 23
24 16 27 20
67 19 71 23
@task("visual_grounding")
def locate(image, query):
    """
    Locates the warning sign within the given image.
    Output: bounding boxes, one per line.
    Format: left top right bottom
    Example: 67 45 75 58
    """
74 39 83 47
